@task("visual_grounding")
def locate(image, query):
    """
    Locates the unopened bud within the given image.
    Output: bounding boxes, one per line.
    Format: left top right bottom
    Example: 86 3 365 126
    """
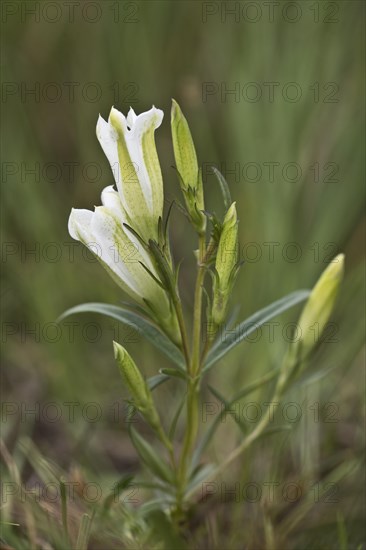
171 99 206 234
211 203 239 326
296 254 344 358
278 254 345 391
113 341 150 407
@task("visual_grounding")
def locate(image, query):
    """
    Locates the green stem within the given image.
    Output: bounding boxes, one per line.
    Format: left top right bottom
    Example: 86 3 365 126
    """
176 235 207 506
173 298 191 368
191 235 206 376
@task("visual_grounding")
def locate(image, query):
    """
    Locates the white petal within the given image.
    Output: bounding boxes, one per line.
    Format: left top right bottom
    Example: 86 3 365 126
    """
90 207 141 295
68 208 93 241
101 185 126 219
128 106 163 138
108 107 128 133
100 187 154 271
127 107 137 128
96 115 120 182
123 107 164 212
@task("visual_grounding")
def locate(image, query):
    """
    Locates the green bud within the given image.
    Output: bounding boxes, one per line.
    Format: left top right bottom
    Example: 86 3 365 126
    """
113 341 150 407
296 254 344 359
171 99 206 234
212 203 239 326
278 254 345 391
113 342 170 447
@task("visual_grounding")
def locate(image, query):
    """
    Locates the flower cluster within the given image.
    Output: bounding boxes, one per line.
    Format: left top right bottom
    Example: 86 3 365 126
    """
69 102 240 346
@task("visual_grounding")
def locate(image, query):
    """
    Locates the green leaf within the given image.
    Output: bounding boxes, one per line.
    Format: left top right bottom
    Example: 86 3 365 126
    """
159 367 187 380
211 166 232 210
169 395 186 439
129 427 174 484
203 290 310 372
58 303 185 368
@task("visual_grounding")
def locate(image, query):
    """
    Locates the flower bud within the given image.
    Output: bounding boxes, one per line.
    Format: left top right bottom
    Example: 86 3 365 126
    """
171 99 206 234
113 341 150 408
113 342 171 445
277 254 345 392
211 203 239 326
296 254 344 359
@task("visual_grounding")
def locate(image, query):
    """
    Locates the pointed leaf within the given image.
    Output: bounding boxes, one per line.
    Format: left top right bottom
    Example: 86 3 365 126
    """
203 290 310 372
58 303 185 368
169 394 186 439
129 427 174 484
138 261 166 289
211 166 232 210
159 367 187 381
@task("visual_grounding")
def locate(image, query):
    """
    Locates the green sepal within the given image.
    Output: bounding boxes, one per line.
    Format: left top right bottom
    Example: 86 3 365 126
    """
211 166 232 210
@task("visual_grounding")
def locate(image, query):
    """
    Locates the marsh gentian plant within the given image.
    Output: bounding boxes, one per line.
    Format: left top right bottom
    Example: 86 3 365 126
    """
63 101 344 532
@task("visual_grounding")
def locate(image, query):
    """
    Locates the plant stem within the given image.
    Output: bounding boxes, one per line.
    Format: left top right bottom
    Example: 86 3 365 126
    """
176 235 207 507
191 235 206 376
173 298 191 367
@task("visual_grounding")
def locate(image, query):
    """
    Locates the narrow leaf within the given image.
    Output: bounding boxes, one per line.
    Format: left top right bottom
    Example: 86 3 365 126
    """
138 261 166 289
212 166 232 210
129 427 174 484
169 395 186 439
204 290 310 372
159 367 187 380
58 303 185 368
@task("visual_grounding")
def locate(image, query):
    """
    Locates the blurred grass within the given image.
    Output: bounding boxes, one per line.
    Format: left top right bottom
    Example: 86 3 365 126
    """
1 1 365 548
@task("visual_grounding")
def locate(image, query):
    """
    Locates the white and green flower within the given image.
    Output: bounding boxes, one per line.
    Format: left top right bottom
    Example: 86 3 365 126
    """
69 185 180 344
96 106 164 242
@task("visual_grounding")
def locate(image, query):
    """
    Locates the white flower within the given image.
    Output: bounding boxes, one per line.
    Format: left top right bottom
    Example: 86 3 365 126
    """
68 186 172 323
96 106 164 242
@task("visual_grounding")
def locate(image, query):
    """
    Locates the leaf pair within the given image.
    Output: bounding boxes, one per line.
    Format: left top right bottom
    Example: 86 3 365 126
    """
59 290 310 377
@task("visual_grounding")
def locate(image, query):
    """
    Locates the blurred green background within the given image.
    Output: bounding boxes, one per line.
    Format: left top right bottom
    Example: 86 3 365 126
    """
1 1 365 548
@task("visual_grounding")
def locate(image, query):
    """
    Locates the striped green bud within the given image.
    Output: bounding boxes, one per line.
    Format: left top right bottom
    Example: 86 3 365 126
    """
113 341 150 408
212 203 239 326
171 99 206 234
113 342 169 446
295 254 344 359
278 254 345 391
